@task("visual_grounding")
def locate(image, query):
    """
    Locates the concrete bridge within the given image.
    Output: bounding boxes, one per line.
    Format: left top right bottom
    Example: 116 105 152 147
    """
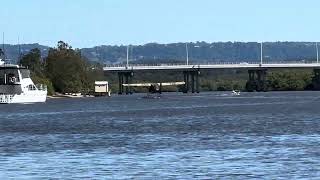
103 61 320 94
104 62 320 71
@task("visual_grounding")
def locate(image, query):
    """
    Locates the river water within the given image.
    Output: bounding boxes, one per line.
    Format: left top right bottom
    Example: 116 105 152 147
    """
1 92 320 179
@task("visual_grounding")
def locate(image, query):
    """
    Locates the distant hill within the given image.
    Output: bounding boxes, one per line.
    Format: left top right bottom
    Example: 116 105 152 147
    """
2 42 319 64
79 42 320 64
1 43 49 63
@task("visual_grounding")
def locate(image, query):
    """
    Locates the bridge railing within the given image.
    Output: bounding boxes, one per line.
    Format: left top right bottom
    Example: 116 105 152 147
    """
104 60 319 67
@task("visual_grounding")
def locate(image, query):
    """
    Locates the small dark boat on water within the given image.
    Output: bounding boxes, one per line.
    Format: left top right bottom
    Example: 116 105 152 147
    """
142 84 162 99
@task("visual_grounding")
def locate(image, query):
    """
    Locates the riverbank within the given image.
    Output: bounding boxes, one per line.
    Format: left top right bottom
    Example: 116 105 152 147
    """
47 93 95 99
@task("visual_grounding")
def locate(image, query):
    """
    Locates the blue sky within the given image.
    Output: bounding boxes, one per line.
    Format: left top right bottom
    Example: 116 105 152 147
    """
1 0 319 48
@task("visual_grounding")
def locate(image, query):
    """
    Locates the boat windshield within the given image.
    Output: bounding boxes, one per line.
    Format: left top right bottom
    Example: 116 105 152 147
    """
0 69 21 85
27 84 37 91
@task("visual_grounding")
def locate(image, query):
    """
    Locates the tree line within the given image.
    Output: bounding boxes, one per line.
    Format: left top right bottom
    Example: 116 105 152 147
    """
19 41 105 95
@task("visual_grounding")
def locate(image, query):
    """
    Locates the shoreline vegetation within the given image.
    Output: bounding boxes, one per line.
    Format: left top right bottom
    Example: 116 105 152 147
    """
47 95 94 99
17 41 320 96
19 41 105 96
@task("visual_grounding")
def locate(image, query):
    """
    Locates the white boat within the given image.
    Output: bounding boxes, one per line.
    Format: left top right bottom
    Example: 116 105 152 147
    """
0 60 47 104
232 90 241 96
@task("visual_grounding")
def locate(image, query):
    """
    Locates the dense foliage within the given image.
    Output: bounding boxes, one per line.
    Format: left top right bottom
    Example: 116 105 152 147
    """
45 41 89 93
19 41 105 95
268 70 313 91
19 48 55 95
19 48 43 75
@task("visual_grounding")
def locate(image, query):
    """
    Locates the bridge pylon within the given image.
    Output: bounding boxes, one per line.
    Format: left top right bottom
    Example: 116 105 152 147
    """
183 69 200 93
118 71 134 95
311 68 320 90
246 69 268 92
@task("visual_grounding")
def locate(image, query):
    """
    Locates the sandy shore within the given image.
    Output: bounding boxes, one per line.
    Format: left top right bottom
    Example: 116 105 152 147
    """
47 94 95 99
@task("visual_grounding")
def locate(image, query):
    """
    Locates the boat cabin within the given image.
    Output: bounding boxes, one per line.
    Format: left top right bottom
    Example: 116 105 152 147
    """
0 65 32 94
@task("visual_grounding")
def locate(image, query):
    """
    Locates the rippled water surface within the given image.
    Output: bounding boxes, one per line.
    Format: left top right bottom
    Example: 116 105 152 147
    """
1 92 320 179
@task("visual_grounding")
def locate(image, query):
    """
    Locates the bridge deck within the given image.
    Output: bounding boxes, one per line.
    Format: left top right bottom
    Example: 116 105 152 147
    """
104 62 320 71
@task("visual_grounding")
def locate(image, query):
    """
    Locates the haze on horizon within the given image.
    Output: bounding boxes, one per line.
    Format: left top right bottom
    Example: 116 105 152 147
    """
1 0 319 48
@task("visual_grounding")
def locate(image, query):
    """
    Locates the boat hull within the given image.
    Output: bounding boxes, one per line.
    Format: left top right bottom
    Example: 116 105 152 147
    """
0 91 47 104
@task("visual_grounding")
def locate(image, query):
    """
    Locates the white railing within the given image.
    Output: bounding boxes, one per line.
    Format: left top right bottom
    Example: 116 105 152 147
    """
0 94 14 104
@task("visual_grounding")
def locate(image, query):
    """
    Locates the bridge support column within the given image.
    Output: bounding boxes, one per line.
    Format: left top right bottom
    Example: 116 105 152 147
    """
118 73 123 94
191 72 195 93
183 71 190 93
128 72 133 94
183 70 200 93
159 83 162 94
118 71 134 95
312 69 320 90
196 70 200 93
246 69 268 92
125 74 129 94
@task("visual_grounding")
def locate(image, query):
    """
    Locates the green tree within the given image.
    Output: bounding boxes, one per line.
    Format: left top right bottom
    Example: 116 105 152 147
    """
268 70 312 91
19 48 55 95
19 48 43 76
45 41 88 93
84 62 105 92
